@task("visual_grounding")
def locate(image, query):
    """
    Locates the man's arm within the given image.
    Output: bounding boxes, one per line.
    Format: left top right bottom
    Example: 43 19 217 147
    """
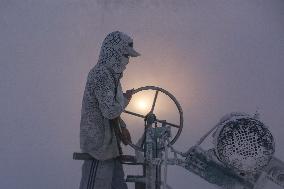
94 71 125 119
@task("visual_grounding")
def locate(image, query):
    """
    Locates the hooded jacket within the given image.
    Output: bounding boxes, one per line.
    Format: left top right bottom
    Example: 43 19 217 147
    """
80 31 134 160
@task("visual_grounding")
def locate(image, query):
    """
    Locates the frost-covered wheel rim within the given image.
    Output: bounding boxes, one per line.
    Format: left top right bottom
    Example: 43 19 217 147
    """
123 86 183 152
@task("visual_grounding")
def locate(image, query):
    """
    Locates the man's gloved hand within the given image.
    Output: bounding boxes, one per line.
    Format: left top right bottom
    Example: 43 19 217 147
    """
120 127 132 145
124 89 135 106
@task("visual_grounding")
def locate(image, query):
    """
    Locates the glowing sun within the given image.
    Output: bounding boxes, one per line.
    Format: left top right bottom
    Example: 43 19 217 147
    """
137 99 149 111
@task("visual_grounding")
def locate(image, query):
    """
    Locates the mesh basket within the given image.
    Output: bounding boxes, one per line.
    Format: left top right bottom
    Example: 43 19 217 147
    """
213 113 275 173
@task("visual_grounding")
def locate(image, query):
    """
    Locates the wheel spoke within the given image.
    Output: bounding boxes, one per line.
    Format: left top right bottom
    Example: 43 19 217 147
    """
124 110 179 128
156 119 180 128
124 110 145 119
150 90 159 113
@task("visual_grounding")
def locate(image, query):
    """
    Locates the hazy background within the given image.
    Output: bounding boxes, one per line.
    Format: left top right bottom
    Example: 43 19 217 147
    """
0 0 283 188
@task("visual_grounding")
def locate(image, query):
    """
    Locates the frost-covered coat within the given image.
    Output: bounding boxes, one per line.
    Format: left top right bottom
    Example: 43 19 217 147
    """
80 31 133 160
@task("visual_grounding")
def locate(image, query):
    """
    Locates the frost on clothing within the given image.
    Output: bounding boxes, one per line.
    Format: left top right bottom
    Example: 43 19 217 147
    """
97 31 135 73
80 31 132 160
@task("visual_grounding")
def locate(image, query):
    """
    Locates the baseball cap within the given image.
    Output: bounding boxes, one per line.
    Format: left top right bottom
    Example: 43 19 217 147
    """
127 42 141 57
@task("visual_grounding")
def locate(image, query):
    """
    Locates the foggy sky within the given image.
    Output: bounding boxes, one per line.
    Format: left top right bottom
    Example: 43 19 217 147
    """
0 0 284 189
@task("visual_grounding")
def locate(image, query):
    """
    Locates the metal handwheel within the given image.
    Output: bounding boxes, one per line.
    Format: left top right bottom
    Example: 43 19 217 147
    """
123 86 183 152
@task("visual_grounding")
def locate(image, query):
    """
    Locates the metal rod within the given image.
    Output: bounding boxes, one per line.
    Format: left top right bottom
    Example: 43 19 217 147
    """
150 91 159 113
156 119 180 128
124 110 146 118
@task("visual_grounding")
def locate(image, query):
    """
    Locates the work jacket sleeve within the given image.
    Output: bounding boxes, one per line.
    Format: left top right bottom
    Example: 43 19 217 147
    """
94 70 125 119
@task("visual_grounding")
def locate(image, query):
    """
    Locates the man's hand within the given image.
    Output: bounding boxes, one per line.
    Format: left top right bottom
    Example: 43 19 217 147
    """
124 88 135 107
124 88 135 101
120 127 132 145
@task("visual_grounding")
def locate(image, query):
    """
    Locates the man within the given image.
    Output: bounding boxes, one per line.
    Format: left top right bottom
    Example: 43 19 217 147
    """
79 31 140 189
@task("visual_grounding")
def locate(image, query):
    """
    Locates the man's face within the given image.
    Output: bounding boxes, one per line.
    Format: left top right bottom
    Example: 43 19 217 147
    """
120 53 130 71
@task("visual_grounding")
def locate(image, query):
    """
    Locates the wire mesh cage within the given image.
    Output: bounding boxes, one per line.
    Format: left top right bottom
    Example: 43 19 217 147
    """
213 113 275 173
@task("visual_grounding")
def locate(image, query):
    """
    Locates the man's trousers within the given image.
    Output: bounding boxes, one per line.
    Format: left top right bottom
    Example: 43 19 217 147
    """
79 158 128 189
